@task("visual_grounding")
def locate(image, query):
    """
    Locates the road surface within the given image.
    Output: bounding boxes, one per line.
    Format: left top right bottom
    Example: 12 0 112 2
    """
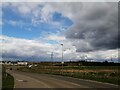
7 70 119 89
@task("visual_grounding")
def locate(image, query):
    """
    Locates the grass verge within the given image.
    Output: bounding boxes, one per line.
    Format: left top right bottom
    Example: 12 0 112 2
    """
2 66 14 89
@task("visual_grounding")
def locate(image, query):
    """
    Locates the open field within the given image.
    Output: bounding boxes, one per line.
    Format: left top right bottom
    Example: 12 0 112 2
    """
17 65 120 85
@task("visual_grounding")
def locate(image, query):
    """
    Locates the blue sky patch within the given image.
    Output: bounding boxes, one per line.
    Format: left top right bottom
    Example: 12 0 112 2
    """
2 6 73 40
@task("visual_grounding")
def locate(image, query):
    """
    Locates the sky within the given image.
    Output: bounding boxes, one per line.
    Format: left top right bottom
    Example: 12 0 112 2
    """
0 2 119 62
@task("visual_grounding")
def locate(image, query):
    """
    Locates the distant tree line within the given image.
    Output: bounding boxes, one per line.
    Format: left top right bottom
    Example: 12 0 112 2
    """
35 60 120 66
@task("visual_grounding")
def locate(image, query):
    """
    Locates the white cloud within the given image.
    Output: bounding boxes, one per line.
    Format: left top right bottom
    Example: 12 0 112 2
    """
47 2 118 52
10 3 43 16
2 2 119 62
2 0 119 2
1 35 53 57
3 3 70 30
1 35 118 62
1 35 74 60
45 34 65 41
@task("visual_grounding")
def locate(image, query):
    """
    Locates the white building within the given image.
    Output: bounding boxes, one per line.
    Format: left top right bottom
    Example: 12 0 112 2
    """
17 61 28 65
0 61 2 64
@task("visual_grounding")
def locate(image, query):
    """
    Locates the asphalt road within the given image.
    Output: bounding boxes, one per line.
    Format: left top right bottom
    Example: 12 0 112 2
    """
7 70 119 89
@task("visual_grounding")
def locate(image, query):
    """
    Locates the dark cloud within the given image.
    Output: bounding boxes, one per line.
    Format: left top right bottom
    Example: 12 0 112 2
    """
66 2 119 52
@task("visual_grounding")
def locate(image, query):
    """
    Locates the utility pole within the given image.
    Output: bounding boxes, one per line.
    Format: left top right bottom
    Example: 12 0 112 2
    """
61 44 64 74
51 52 53 65
50 52 53 73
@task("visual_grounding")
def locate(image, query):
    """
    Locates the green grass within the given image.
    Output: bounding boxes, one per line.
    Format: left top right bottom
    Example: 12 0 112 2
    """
2 73 14 89
18 66 120 85
31 65 120 70
61 72 119 85
2 66 14 89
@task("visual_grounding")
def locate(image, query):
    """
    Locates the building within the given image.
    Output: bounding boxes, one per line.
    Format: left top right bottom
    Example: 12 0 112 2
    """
17 61 28 65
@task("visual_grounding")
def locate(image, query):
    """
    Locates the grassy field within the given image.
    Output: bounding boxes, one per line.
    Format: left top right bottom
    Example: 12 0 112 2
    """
2 66 14 89
18 65 120 85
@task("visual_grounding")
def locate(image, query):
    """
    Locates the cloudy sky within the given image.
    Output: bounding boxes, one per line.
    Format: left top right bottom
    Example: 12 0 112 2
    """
1 2 119 62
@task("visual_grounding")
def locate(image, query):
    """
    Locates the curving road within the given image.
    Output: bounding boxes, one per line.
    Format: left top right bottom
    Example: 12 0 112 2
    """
7 69 119 89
